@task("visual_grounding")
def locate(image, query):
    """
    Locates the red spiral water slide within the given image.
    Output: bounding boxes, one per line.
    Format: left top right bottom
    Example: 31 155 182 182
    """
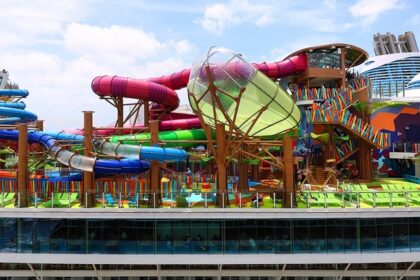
90 54 307 135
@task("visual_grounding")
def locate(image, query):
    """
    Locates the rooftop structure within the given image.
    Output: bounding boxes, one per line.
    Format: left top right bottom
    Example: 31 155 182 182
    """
285 43 368 88
373 31 419 56
354 52 420 98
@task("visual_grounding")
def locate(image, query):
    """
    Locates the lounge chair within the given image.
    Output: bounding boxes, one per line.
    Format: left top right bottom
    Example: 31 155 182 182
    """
40 193 62 208
58 192 79 207
300 191 317 207
325 192 343 207
1 192 15 206
376 191 406 206
407 193 420 205
309 192 326 207
353 185 382 207
129 194 139 208
105 194 116 207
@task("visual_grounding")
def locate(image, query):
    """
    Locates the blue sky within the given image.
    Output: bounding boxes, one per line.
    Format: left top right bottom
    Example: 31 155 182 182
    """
0 0 419 130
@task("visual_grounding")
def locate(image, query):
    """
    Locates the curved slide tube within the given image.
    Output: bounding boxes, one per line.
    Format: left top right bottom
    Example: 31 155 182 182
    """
0 130 150 175
91 54 307 135
43 131 188 162
0 89 37 124
67 117 203 136
109 128 209 148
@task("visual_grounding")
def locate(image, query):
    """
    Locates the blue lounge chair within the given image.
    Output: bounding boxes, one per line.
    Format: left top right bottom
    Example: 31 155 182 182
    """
105 194 116 207
128 194 139 208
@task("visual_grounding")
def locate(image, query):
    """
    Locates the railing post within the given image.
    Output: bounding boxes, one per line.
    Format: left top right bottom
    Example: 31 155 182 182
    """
188 192 191 208
136 193 139 208
290 192 293 208
205 193 208 208
323 192 327 208
119 192 122 208
373 192 376 208
356 192 360 208
341 192 345 208
256 192 259 208
273 192 276 208
17 192 21 208
35 192 38 208
239 193 242 208
85 192 88 208
222 193 225 209
153 193 156 208
389 192 393 208
307 192 310 208
102 192 105 208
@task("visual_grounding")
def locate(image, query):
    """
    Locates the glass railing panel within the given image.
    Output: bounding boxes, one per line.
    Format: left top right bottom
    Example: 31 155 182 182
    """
156 240 172 254
3 189 420 209
258 237 276 253
4 216 420 254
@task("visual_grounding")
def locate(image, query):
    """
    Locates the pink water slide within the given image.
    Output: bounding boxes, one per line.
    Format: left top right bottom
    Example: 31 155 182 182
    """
91 54 307 135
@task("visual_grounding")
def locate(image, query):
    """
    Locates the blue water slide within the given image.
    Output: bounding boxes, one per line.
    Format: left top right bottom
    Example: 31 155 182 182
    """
0 102 26 109
0 107 38 124
0 89 29 97
0 130 150 175
43 131 188 162
0 89 37 124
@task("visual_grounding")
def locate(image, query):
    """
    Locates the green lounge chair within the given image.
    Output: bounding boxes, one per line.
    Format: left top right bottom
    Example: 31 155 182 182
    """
43 193 65 208
376 191 405 206
58 192 79 207
325 192 343 207
310 192 326 207
408 194 420 205
1 192 15 206
380 184 390 191
300 191 323 208
344 184 358 201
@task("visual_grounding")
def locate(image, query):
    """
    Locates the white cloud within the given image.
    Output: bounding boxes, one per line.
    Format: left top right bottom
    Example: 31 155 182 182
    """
172 39 195 55
200 3 241 34
199 0 274 34
0 0 86 46
64 23 164 60
198 0 352 34
348 0 401 27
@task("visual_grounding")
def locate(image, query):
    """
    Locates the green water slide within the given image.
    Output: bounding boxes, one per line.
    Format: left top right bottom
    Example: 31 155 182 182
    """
109 129 211 148
187 47 301 137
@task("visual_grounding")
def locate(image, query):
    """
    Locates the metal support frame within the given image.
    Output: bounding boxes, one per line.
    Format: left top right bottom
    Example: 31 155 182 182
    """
338 263 351 280
398 261 416 280
92 263 102 280
27 263 41 280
